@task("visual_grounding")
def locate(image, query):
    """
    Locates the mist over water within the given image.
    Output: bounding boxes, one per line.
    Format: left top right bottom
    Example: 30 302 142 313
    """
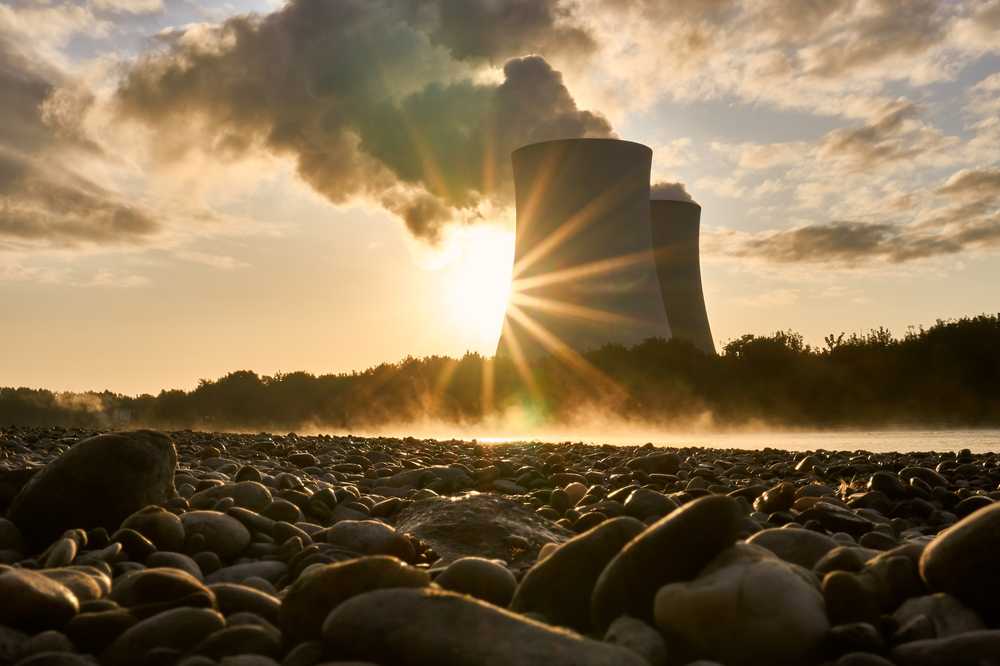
304 419 1000 453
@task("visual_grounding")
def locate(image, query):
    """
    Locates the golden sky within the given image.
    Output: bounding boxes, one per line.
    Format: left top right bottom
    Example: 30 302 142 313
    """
1 0 999 394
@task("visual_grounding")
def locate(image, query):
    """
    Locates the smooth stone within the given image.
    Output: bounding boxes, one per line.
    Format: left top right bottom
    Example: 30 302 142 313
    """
623 489 677 520
563 483 587 506
835 654 896 666
102 607 225 666
434 557 517 606
147 551 204 580
280 555 430 645
322 587 649 666
205 561 287 585
626 452 680 475
19 630 75 657
893 593 985 638
919 502 1000 618
208 583 280 624
591 495 744 630
0 566 79 631
181 511 251 560
64 609 137 654
191 482 272 513
42 538 77 568
747 527 839 568
192 625 282 660
319 520 414 561
38 568 106 603
511 516 645 632
13 652 95 666
109 568 215 617
8 431 177 548
0 626 28 666
603 615 667 666
653 544 829 666
121 506 186 552
891 630 1000 666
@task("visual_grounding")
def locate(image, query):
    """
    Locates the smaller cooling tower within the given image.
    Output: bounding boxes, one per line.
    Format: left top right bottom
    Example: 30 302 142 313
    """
650 199 715 354
496 139 672 360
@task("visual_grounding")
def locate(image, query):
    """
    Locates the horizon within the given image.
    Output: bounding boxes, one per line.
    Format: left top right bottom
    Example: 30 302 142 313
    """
2 0 999 395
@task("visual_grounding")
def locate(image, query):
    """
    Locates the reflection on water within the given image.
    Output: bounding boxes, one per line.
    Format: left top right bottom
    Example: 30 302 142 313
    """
474 430 1000 453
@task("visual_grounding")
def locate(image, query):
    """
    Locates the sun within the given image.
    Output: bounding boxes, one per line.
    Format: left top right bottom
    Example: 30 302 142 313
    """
442 225 515 351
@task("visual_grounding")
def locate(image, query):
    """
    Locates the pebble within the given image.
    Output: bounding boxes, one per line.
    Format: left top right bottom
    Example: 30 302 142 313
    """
3 426 999 665
433 556 517 606
280 555 429 644
180 511 251 560
654 544 829 665
591 495 743 630
919 502 1000 619
0 567 79 631
322 587 649 666
511 516 645 632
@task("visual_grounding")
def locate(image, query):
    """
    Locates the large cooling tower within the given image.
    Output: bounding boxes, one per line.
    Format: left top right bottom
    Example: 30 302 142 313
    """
650 199 715 354
496 138 672 360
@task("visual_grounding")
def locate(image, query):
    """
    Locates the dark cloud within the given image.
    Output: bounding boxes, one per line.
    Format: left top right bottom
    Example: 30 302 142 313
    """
0 35 160 248
115 0 612 241
938 168 1000 200
650 181 694 203
413 0 595 63
817 100 953 170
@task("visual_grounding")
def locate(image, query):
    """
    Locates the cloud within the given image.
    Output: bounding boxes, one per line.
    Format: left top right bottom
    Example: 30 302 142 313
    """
114 0 612 242
938 168 1000 200
650 181 694 203
0 35 161 249
90 0 163 15
817 99 958 170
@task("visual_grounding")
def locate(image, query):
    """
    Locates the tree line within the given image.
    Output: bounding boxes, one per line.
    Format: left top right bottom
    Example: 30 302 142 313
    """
2 314 999 432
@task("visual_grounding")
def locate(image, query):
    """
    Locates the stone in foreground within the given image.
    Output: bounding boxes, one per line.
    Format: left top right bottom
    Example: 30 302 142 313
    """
8 430 177 548
322 587 649 666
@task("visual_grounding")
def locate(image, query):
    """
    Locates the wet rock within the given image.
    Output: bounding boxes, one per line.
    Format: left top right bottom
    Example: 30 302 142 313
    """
654 544 828 666
322 587 649 666
434 557 517 606
511 516 644 632
280 555 429 645
192 625 282 660
8 431 177 548
64 609 137 654
753 482 797 513
591 495 743 630
394 492 572 571
623 488 677 520
626 452 680 475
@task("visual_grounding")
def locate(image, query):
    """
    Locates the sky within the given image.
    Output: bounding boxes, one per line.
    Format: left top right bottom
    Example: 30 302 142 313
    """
1 0 998 395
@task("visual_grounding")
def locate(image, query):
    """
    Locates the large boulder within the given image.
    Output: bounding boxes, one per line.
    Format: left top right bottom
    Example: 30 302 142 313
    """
920 502 1000 619
322 587 649 666
394 492 572 571
654 544 829 665
591 494 744 630
8 431 177 549
511 516 645 632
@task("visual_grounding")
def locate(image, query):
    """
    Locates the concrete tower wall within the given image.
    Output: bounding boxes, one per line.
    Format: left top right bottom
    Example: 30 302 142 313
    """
496 138 672 359
650 199 715 354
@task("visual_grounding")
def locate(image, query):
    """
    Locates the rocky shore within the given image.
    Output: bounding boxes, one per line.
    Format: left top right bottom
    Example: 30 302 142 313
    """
1 426 999 666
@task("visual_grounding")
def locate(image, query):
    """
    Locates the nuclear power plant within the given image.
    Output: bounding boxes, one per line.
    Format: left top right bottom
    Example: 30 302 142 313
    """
496 138 714 360
650 198 715 354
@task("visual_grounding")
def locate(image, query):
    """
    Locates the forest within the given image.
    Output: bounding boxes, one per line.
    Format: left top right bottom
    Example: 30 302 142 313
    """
3 314 999 432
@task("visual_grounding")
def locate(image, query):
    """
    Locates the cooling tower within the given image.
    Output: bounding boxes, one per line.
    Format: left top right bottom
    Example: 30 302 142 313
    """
496 138 672 360
650 199 715 354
